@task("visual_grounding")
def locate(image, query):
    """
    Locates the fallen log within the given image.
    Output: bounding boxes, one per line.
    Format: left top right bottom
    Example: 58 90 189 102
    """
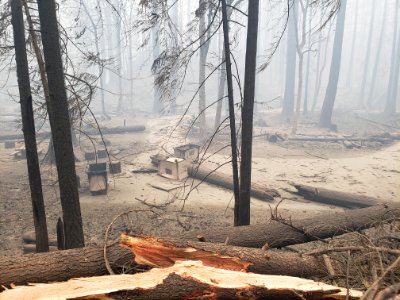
0 126 146 142
0 243 132 288
292 184 380 208
180 203 400 248
119 234 330 278
0 236 330 287
1 204 399 287
84 125 146 135
188 165 280 201
0 261 362 300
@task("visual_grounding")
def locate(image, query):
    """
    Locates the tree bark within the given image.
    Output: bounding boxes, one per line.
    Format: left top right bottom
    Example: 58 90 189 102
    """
1 202 399 288
292 183 380 208
0 261 360 300
37 0 85 248
239 0 259 226
319 0 347 128
10 0 49 253
0 238 328 288
221 0 240 226
181 203 400 248
188 165 279 201
0 244 132 287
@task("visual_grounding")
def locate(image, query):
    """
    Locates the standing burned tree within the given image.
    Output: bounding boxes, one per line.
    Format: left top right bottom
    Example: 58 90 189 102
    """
238 0 259 226
10 0 49 252
319 0 347 128
37 0 84 249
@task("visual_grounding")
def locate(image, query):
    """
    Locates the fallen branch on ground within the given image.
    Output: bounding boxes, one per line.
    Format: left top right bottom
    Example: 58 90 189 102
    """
291 183 380 208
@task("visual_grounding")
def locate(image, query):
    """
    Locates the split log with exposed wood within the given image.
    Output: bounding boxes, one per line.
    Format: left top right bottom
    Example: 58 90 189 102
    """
0 235 331 287
291 183 380 208
188 165 280 201
180 203 400 248
0 260 363 300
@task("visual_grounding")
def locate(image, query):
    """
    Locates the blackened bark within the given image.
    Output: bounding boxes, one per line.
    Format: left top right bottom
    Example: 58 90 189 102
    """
239 0 259 226
37 0 85 248
10 0 49 252
221 0 240 225
319 0 347 128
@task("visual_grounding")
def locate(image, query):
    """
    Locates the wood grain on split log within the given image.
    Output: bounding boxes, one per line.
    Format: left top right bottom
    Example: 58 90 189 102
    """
0 261 363 300
188 165 280 201
120 234 329 278
291 184 380 208
180 203 400 248
0 237 328 287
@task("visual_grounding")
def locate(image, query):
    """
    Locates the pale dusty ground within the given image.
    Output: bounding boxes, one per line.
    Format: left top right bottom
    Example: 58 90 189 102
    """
0 112 399 256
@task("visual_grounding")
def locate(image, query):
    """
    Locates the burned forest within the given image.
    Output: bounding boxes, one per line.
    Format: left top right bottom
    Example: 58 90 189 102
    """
0 0 399 299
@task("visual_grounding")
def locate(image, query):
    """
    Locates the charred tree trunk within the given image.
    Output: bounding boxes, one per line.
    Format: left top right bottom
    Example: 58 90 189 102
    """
10 0 49 253
37 0 85 248
319 0 347 128
221 0 240 226
238 0 259 226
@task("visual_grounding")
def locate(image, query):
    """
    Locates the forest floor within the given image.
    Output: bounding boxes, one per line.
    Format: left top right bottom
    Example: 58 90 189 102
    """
0 110 399 257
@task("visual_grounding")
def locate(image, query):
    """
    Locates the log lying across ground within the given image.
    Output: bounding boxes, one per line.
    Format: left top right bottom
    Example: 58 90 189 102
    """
1 204 398 287
180 203 400 248
292 183 380 208
0 261 363 300
0 236 329 287
188 165 280 201
0 126 146 142
0 243 132 287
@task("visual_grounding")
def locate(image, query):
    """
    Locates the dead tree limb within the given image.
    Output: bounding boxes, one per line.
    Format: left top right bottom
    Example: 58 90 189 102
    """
292 184 380 208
